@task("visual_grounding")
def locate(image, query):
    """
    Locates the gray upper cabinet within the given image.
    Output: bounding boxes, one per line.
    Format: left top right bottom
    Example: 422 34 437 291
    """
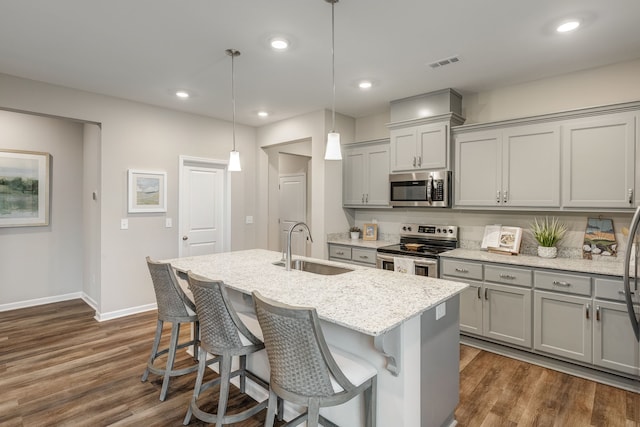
561 112 636 209
390 122 449 172
452 101 640 211
454 124 561 208
343 139 390 207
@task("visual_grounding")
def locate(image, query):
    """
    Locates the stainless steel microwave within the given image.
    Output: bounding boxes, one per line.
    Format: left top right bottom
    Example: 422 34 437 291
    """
389 170 451 207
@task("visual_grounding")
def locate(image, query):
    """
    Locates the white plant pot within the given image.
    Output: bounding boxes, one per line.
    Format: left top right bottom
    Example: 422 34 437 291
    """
350 232 360 240
537 246 557 259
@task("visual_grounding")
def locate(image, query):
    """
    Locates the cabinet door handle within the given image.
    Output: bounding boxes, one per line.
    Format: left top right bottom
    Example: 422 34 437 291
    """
477 287 481 299
629 188 633 204
359 255 369 259
503 190 508 203
586 303 590 320
496 190 501 204
619 290 636 295
365 193 369 203
484 288 488 300
553 280 571 287
418 156 422 167
455 268 469 273
362 194 365 203
596 305 600 322
499 274 515 280
336 251 344 255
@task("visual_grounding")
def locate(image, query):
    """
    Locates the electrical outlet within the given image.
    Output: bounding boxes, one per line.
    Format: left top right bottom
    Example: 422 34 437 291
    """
436 302 446 320
246 216 253 224
120 219 128 230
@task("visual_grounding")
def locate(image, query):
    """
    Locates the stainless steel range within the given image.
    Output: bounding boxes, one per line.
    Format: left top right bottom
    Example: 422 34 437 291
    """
376 223 459 278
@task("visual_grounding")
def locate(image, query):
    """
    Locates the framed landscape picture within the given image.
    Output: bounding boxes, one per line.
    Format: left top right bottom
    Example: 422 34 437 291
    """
127 169 167 213
0 149 50 227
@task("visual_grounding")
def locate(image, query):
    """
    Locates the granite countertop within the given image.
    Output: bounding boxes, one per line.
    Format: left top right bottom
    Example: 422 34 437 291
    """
326 238 397 249
441 248 625 277
166 249 468 336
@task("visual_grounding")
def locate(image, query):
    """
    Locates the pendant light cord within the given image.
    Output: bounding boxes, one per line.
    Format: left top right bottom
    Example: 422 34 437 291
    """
231 51 237 151
331 0 336 132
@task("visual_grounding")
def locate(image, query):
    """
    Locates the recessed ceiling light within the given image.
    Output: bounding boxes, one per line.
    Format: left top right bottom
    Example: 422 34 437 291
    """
556 20 580 33
258 111 269 117
175 90 190 98
270 38 289 50
358 80 373 90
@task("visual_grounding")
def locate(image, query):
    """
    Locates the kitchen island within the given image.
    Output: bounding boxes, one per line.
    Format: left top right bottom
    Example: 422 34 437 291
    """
167 249 468 427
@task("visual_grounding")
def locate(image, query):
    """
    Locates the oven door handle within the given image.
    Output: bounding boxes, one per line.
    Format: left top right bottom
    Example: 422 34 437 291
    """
376 253 438 267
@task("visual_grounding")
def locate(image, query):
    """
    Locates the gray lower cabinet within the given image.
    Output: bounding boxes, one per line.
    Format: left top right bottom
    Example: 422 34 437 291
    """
442 255 640 379
441 259 532 348
593 277 640 376
533 290 592 363
328 243 376 267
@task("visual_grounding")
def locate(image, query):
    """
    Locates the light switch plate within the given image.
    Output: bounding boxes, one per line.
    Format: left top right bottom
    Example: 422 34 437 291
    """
436 302 446 320
120 219 128 230
165 218 172 228
246 216 253 224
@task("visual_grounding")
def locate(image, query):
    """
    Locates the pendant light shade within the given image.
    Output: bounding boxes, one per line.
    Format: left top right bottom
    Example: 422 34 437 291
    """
324 0 342 161
226 48 242 172
325 132 342 160
228 150 241 171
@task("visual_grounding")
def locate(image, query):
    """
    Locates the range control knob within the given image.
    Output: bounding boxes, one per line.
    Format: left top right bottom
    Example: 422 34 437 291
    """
449 229 454 233
402 226 407 231
407 226 412 232
436 228 441 233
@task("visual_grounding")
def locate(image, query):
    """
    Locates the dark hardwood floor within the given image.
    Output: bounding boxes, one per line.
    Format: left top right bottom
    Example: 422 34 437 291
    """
1 299 639 426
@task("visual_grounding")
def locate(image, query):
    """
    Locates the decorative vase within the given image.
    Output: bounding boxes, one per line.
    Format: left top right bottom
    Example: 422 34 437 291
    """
350 232 359 240
537 246 557 259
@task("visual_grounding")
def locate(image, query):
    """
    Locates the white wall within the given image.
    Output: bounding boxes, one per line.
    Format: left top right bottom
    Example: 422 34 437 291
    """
256 109 355 258
82 123 101 306
0 73 257 317
0 110 84 305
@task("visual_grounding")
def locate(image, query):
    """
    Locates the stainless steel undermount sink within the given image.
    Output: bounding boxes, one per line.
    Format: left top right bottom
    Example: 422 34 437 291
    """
272 259 353 275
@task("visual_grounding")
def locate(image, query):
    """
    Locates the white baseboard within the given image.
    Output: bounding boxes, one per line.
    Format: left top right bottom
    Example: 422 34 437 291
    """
94 303 157 322
0 292 157 323
0 292 83 312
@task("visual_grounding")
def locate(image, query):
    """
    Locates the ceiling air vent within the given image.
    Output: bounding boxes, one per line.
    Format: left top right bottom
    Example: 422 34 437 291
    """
428 55 461 69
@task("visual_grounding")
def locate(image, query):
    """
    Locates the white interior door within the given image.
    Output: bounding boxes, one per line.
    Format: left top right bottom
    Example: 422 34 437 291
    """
279 173 307 256
179 157 228 257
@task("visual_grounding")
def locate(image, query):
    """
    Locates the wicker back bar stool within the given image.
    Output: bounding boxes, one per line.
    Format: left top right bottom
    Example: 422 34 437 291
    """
253 291 377 427
183 272 270 426
141 257 201 401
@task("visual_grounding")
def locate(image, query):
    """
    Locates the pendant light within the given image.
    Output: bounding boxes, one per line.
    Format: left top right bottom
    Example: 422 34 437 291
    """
226 48 242 171
324 0 342 160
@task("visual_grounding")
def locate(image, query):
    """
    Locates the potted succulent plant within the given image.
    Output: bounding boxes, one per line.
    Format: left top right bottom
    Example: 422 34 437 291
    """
349 226 361 240
530 216 567 259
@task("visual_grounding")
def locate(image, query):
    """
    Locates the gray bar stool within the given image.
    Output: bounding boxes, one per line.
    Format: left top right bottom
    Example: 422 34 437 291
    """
141 257 203 401
183 272 270 426
253 291 377 427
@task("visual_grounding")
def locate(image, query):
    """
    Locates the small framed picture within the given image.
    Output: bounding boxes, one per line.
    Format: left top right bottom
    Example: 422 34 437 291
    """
363 223 378 241
128 169 167 213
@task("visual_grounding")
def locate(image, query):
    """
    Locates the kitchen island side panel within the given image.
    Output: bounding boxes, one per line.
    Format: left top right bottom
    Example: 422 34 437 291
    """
421 295 460 427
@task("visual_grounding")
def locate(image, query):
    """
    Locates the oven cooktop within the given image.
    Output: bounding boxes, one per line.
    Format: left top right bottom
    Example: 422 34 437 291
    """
377 223 459 259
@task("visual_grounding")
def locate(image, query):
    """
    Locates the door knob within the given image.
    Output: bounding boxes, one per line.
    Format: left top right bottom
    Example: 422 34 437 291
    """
182 236 189 241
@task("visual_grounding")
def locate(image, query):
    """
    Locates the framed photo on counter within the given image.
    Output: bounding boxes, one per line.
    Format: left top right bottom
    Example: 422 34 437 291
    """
363 223 378 241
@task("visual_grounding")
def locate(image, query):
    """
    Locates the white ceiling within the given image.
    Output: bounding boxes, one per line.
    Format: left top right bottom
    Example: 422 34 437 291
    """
1 0 640 127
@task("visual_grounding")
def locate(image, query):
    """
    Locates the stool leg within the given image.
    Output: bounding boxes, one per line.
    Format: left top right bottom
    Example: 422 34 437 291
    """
239 354 246 393
192 320 200 362
141 319 163 382
307 400 320 427
215 355 232 427
183 347 207 425
160 322 180 401
264 389 278 427
366 376 377 427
